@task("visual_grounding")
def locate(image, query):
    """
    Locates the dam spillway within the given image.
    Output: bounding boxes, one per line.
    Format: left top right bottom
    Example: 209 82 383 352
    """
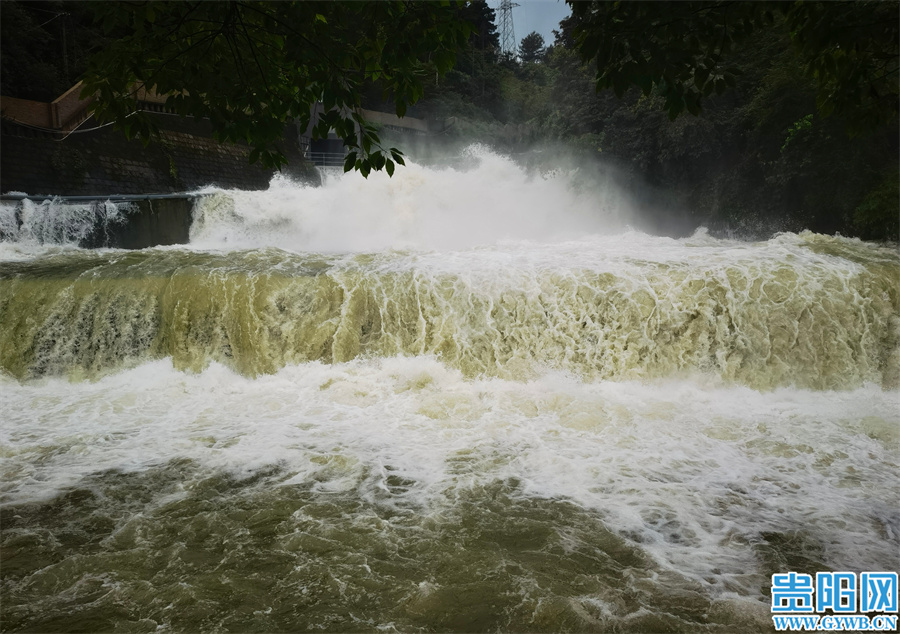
0 193 196 249
1 149 898 632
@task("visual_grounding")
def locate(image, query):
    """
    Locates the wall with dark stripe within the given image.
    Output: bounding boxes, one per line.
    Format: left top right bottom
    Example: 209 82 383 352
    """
0 113 320 197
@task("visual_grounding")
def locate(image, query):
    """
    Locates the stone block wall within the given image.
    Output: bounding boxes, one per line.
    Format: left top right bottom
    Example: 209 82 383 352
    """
0 96 53 129
79 198 194 249
0 112 320 196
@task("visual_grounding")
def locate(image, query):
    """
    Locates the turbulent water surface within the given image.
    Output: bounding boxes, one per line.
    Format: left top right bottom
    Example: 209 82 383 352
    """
1 149 898 632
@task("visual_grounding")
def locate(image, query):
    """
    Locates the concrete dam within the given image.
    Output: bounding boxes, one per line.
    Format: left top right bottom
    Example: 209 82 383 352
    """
1 193 199 249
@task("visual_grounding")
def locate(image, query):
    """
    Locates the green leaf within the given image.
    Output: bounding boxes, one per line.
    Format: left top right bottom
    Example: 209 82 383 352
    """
635 74 653 95
694 65 710 88
684 91 701 116
343 151 357 173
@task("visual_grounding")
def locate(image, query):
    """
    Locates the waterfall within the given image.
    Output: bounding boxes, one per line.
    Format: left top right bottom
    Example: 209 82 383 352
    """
2 147 897 633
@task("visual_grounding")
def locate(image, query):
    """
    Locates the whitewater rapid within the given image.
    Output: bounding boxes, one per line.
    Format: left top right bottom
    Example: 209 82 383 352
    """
1 148 898 632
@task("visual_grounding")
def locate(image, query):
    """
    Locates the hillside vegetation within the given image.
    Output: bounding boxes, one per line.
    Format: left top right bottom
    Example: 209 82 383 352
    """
2 0 896 239
412 2 898 240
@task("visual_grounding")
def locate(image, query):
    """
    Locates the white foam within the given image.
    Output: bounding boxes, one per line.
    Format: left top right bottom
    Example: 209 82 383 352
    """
1 147 898 608
2 358 897 591
188 146 634 252
0 197 128 247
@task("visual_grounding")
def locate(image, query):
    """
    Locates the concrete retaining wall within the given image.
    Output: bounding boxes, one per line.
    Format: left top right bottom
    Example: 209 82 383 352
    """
82 197 195 249
0 111 319 197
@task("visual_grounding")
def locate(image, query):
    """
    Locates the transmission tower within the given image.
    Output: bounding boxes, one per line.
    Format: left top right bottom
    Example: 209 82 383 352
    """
498 0 519 58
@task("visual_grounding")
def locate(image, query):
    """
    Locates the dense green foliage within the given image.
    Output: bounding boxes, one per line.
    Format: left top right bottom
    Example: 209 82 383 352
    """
567 1 899 135
518 32 545 64
0 1 105 102
416 2 898 239
78 1 470 174
2 0 896 238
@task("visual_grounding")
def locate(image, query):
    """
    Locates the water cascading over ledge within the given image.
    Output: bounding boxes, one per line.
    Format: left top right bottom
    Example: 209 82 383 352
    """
2 150 898 634
0 193 196 249
1 233 897 389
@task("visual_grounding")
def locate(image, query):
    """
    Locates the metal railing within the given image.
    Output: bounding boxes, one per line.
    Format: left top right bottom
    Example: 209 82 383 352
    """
307 152 347 168
0 193 205 203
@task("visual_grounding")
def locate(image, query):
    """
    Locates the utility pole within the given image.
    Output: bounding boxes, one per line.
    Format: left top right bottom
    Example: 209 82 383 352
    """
61 14 69 83
498 0 519 59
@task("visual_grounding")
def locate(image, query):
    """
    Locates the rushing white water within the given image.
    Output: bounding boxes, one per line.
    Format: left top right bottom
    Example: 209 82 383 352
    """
0 196 129 253
188 146 636 252
1 148 898 632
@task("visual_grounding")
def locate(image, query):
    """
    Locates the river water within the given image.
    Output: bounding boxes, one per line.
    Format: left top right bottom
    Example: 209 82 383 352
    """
1 149 898 632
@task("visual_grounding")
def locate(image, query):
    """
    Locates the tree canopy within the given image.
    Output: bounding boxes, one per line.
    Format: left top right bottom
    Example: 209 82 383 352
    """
518 32 545 64
565 0 899 134
4 0 895 239
0 1 105 102
411 1 897 240
461 0 500 56
80 1 471 174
